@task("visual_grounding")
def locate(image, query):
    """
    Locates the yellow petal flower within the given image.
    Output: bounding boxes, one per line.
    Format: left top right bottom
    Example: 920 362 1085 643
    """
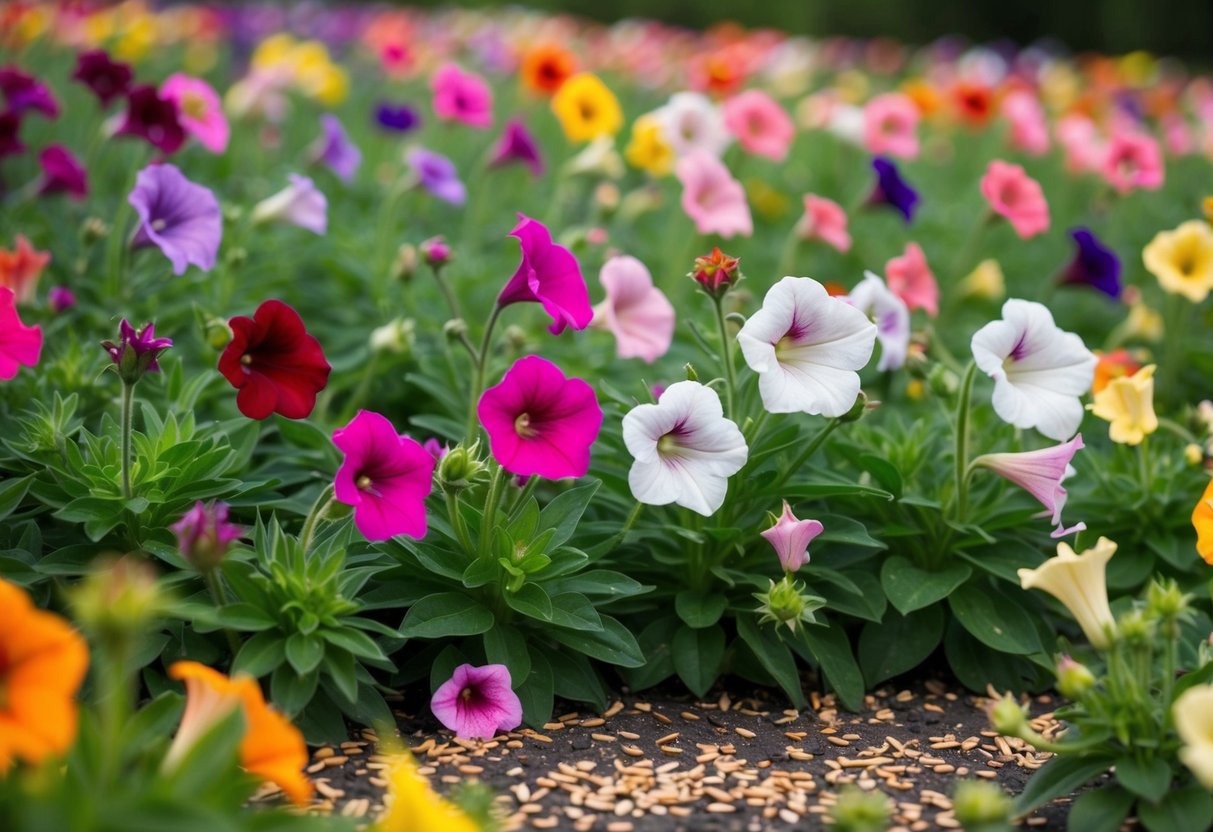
1018 537 1117 648
1088 364 1158 445
624 115 674 177
1174 685 1213 788
552 73 623 143
1192 478 1213 565
374 754 480 832
958 259 1005 300
1143 220 1213 303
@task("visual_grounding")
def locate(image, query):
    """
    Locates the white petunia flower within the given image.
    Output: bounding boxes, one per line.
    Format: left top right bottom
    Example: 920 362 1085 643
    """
653 92 732 159
737 276 877 416
622 381 748 516
847 271 910 371
970 299 1096 441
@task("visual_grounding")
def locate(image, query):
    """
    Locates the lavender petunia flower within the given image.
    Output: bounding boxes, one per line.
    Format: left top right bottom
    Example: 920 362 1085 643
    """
375 102 421 133
71 50 132 108
488 118 544 177
869 156 919 223
0 67 59 119
128 163 222 275
406 147 466 205
38 145 88 200
250 174 327 235
313 114 361 182
1059 228 1121 299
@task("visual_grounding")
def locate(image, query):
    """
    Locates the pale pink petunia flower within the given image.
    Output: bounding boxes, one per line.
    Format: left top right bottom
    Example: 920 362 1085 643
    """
430 63 493 129
980 160 1050 239
1101 131 1164 194
862 92 919 159
1001 90 1050 156
761 500 824 572
675 150 752 238
797 194 851 253
431 664 522 740
1055 114 1106 174
722 89 795 161
161 73 229 153
972 434 1086 539
591 255 675 364
885 242 939 317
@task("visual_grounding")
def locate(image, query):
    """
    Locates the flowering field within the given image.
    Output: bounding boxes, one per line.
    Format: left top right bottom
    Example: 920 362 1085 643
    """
4 2 1213 830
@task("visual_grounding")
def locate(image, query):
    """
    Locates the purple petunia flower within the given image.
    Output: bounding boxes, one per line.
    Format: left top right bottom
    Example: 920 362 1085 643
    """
48 286 76 313
0 111 23 158
170 501 243 571
71 50 132 108
868 156 919 223
313 114 361 182
0 67 59 119
116 85 186 154
375 102 421 133
37 145 88 200
488 118 544 177
1059 227 1121 299
128 163 222 275
406 147 466 205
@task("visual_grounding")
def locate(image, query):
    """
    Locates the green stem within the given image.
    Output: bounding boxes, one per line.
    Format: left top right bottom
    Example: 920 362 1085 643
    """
775 227 802 278
298 485 335 556
1137 436 1153 493
445 491 475 555
712 295 738 419
466 304 504 444
98 632 133 788
120 381 135 500
770 418 842 492
430 265 463 320
621 502 644 534
953 362 978 525
478 465 507 558
507 475 540 519
202 567 242 658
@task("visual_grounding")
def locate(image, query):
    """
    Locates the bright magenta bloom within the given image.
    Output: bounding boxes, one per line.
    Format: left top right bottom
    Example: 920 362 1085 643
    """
0 287 41 380
885 242 939 317
333 410 435 542
430 664 522 740
980 160 1050 240
675 150 752 238
477 355 602 480
761 501 824 572
797 194 851 253
430 63 493 129
1102 131 1164 194
591 255 675 364
972 434 1086 539
498 215 592 335
161 74 229 154
722 90 794 161
862 92 919 159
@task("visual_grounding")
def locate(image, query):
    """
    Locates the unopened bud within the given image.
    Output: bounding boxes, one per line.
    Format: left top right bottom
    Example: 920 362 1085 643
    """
690 247 742 296
952 780 1013 832
443 318 469 341
81 216 109 245
839 390 869 423
70 555 167 640
371 317 416 355
1055 655 1096 700
438 443 485 492
420 236 452 269
684 363 699 382
392 243 418 282
928 364 959 398
830 786 890 832
987 694 1029 737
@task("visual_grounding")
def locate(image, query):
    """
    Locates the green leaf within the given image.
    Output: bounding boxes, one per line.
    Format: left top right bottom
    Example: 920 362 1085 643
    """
548 614 645 667
1137 786 1213 832
672 624 726 698
271 665 319 716
949 581 1043 655
232 630 286 677
517 651 554 727
858 605 945 686
285 632 326 675
1013 755 1115 815
483 623 532 683
549 650 607 710
1114 755 1173 803
321 649 359 704
881 556 972 615
1067 786 1135 832
736 614 805 709
943 620 1041 693
217 602 277 632
547 592 603 631
399 592 494 638
0 475 33 520
319 626 388 662
538 481 600 551
547 570 652 599
797 620 865 712
506 582 553 621
462 556 499 588
621 617 679 691
674 590 728 628
123 690 184 753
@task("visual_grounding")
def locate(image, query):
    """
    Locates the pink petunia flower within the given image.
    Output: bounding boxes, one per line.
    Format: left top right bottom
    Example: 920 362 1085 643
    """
430 63 493 129
1056 114 1105 174
0 287 42 380
497 215 592 335
761 500 824 572
1001 90 1050 156
160 73 229 154
972 434 1086 539
675 150 752 238
333 410 435 542
980 160 1050 240
430 663 522 740
37 145 88 200
1101 131 1164 194
885 242 939 317
478 355 602 480
591 255 675 364
722 90 795 162
797 194 851 253
862 92 919 159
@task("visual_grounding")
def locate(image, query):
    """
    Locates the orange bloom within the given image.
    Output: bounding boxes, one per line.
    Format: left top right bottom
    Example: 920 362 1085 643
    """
1092 349 1143 394
0 578 89 774
0 234 50 305
519 43 576 96
901 79 942 117
951 81 997 128
1193 478 1213 565
166 661 312 805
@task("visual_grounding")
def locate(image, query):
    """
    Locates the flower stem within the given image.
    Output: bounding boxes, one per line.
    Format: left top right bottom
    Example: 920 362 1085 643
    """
466 303 504 444
430 264 462 320
712 295 738 419
201 567 242 658
621 502 644 534
120 381 135 501
445 491 475 555
298 484 335 557
478 464 507 558
953 362 979 525
1137 436 1153 492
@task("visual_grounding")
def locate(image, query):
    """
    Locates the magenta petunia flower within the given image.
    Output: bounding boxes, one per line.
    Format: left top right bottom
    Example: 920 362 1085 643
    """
160 73 230 154
497 215 592 335
591 255 675 364
0 66 59 119
406 147 466 205
0 287 42 380
71 50 132 108
430 63 493 129
488 118 544 177
129 163 222 275
37 144 88 200
477 355 602 480
170 501 243 571
863 92 920 160
312 114 361 182
972 434 1086 539
675 150 753 238
116 85 186 154
430 663 523 740
761 501 824 572
333 410 435 541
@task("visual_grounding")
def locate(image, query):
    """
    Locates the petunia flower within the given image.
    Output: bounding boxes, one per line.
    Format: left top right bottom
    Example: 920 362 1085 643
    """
48 286 75 313
1143 220 1213 303
311 113 361 181
170 501 242 572
1058 228 1121 299
0 578 88 772
622 380 748 516
520 43 577 96
1018 537 1117 648
1174 685 1213 789
0 287 41 380
972 434 1086 539
477 355 602 480
333 410 435 541
551 73 623 142
375 102 421 132
36 144 88 200
980 160 1050 239
0 111 23 158
497 214 592 335
116 85 186 154
102 319 172 381
654 92 731 158
1088 364 1158 446
625 114 675 176
71 50 132 108
430 664 523 740
218 299 331 420
868 156 919 222
722 89 795 162
406 147 466 205
1192 478 1213 566
970 299 1097 441
797 194 851 253
675 150 752 238
0 234 49 304
488 118 544 177
0 66 59 119
377 754 479 832
250 173 327 235
1002 90 1050 156
591 255 675 363
958 259 1006 301
761 501 824 572
1056 113 1106 174
885 241 939 317
846 271 910 372
430 63 493 129
862 92 920 159
164 661 312 805
160 73 228 154
1102 131 1163 194
128 163 222 276
737 276 877 417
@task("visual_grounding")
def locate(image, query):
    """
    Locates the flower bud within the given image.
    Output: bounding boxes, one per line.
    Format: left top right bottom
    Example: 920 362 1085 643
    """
225 246 248 269
952 780 1013 832
1186 443 1205 466
690 247 742 296
392 243 418 282
443 318 469 341
504 325 528 353
102 319 173 385
594 182 620 214
170 501 242 573
70 555 167 641
684 363 699 382
48 286 76 313
371 317 416 356
437 442 485 492
420 235 452 269
839 390 869 423
1055 655 1096 700
1146 578 1190 622
928 364 960 398
204 316 232 349
81 216 109 245
1117 608 1155 645
829 786 890 832
753 575 825 634
987 693 1029 737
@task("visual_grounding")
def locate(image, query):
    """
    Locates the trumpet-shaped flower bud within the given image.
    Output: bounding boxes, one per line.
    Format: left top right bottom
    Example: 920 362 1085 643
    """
760 501 823 572
1018 537 1117 648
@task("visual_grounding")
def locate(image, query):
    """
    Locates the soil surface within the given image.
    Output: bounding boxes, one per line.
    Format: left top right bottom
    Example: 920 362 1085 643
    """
271 679 1095 830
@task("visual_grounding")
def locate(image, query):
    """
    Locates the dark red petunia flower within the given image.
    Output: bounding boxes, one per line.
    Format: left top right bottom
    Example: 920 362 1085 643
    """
218 300 331 420
0 111 23 158
71 50 133 108
116 85 185 155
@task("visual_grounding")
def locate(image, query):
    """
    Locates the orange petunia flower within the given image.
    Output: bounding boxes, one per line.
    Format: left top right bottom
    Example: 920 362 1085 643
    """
1193 478 1213 565
166 661 313 805
0 234 50 305
951 81 997 128
0 578 89 774
519 44 576 96
1092 349 1143 394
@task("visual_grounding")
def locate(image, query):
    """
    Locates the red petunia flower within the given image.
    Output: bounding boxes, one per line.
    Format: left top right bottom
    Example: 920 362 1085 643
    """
218 300 330 420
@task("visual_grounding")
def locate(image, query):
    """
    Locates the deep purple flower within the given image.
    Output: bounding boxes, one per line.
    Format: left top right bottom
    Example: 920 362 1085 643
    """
116 85 186 154
313 114 361 182
0 111 23 158
48 286 76 313
868 156 919 223
102 319 173 382
37 145 88 200
129 163 222 275
171 501 243 571
1059 227 1121 299
488 118 544 177
406 147 466 205
0 67 59 119
71 50 132 108
375 102 420 133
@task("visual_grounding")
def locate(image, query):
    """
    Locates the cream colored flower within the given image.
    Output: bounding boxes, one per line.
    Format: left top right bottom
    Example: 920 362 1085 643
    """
1018 537 1117 648
1173 685 1213 788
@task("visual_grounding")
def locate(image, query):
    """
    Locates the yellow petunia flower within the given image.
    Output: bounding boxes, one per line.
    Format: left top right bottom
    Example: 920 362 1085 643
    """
1088 364 1158 445
1192 477 1213 564
624 115 674 177
1143 219 1213 303
958 259 1005 300
374 753 479 832
1018 537 1117 648
251 33 299 71
552 73 623 143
